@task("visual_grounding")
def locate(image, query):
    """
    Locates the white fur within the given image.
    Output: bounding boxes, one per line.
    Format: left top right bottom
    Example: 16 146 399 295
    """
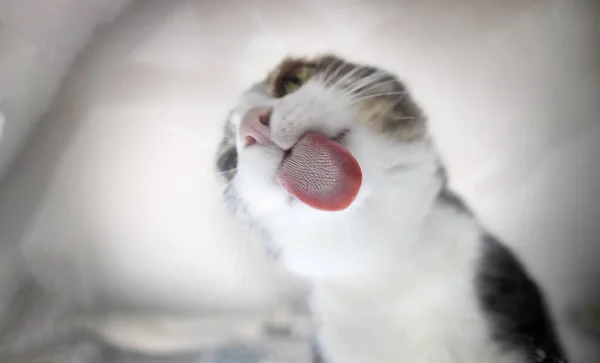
310 206 524 363
230 79 527 362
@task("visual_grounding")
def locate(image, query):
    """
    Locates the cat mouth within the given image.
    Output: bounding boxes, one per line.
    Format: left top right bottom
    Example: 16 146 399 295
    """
275 131 362 212
331 130 348 144
281 131 348 159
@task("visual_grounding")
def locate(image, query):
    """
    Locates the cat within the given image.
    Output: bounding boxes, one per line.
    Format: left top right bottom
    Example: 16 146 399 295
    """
215 54 567 363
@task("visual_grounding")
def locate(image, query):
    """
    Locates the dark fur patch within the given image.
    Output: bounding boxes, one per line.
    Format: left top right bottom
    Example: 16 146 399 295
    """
215 110 238 179
264 54 427 141
437 188 474 216
267 57 318 98
216 146 237 182
476 234 567 362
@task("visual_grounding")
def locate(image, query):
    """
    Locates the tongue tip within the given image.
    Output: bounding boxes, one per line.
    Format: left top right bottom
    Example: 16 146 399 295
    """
308 192 361 212
277 173 362 212
276 132 363 211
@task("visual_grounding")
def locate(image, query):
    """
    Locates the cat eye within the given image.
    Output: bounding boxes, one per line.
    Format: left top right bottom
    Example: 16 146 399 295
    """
281 67 312 95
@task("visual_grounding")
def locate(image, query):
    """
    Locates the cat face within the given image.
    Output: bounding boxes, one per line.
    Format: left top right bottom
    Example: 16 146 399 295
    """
216 55 441 263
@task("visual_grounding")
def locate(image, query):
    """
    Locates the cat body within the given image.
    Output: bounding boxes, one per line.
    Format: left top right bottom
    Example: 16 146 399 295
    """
216 55 566 363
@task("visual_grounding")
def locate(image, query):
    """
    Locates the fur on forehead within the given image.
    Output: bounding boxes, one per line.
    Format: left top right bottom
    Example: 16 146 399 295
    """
262 54 428 141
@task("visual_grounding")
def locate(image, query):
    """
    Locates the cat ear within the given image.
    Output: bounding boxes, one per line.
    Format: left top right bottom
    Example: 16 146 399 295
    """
216 146 238 181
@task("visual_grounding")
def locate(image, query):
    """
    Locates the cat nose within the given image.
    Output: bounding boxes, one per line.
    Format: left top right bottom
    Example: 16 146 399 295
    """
239 106 273 148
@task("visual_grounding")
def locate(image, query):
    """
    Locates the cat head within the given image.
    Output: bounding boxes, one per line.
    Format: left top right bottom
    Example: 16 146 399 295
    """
215 54 444 275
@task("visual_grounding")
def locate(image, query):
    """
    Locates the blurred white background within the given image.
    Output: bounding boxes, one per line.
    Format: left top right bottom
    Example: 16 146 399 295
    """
0 0 599 362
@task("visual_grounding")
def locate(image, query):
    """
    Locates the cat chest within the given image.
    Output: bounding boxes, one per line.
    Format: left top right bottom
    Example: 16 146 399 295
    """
312 283 520 363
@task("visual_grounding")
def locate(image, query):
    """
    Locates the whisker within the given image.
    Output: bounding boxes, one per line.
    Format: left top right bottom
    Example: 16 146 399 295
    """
332 76 382 103
334 75 400 105
316 62 408 108
348 91 408 104
343 70 389 94
318 60 339 86
329 64 366 91
331 87 357 104
351 78 399 96
324 60 349 87
315 75 357 104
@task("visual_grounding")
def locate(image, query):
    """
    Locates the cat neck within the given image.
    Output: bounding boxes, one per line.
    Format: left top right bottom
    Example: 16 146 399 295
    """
274 174 480 288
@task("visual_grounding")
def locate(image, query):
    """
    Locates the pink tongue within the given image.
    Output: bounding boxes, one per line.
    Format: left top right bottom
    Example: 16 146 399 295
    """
276 133 362 211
